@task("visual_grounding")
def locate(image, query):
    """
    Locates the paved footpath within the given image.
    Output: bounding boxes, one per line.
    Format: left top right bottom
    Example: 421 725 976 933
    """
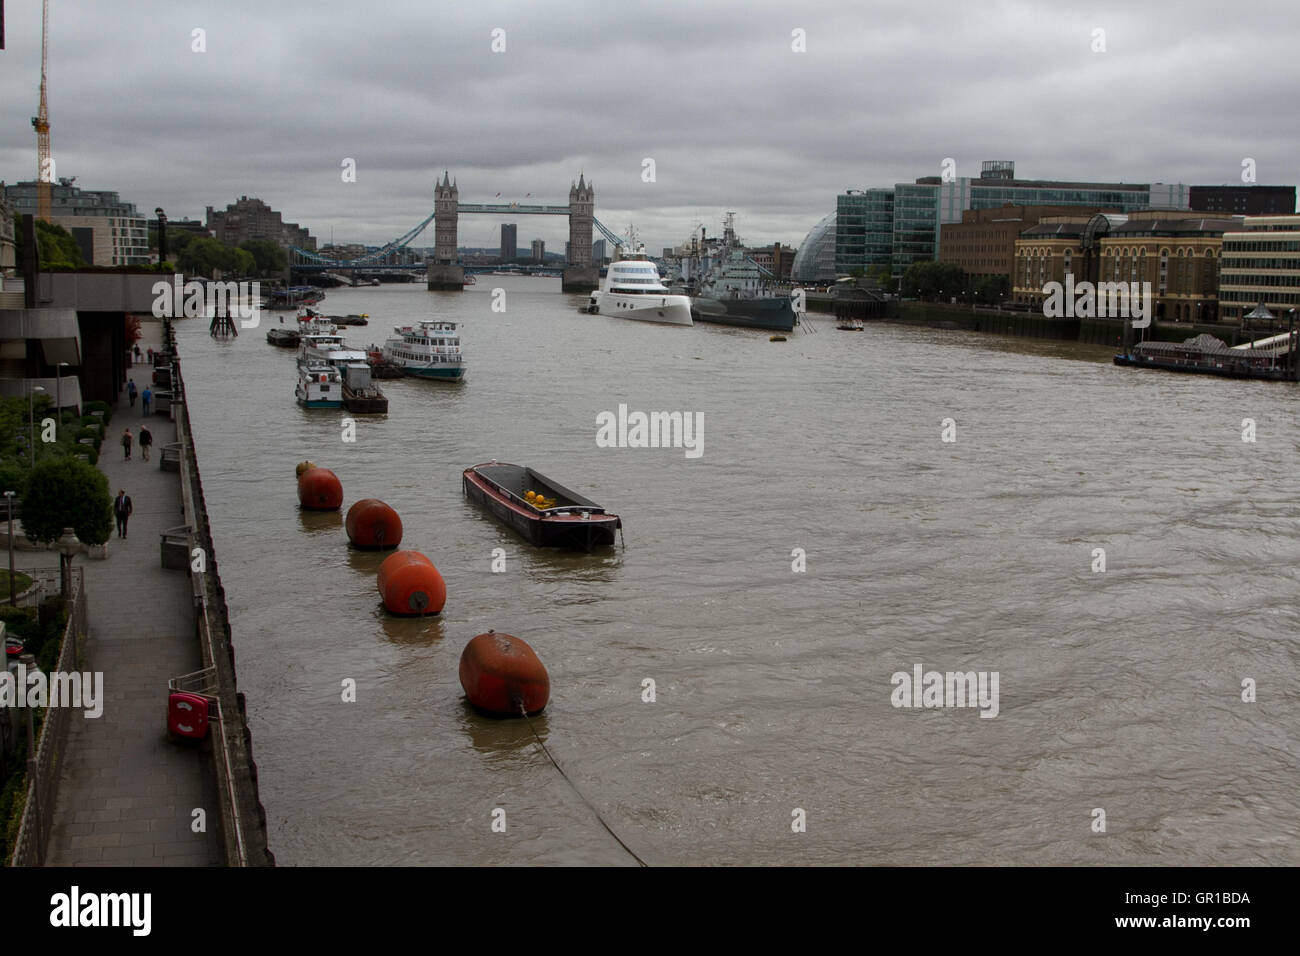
44 325 221 866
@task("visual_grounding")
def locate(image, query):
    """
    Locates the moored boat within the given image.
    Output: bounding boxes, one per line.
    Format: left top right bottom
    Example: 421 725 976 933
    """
340 362 388 413
586 237 693 326
266 326 300 347
381 320 466 380
295 362 344 408
462 461 622 551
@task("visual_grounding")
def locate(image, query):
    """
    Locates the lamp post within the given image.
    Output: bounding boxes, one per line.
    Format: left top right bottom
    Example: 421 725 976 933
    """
56 527 80 602
5 491 15 606
55 361 68 435
29 385 45 468
155 208 167 265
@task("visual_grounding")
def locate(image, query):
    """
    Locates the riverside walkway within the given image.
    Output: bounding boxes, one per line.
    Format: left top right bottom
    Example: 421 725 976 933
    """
42 329 221 866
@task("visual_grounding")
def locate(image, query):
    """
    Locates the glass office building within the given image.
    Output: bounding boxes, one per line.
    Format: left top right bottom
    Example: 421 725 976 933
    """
792 213 838 284
835 189 894 275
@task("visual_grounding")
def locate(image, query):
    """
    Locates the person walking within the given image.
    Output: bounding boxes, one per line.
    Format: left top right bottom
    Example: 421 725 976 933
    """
121 427 133 460
113 489 133 539
138 424 153 461
147 346 154 365
141 386 152 416
133 344 142 362
127 378 138 408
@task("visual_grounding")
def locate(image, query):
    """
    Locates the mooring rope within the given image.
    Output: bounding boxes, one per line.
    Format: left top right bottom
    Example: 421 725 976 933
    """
519 701 648 867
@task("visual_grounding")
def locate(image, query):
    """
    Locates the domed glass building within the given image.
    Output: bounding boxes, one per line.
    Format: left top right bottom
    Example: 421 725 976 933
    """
791 213 837 284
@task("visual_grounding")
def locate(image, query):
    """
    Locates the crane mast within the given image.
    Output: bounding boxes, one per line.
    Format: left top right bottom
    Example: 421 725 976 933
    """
31 0 51 222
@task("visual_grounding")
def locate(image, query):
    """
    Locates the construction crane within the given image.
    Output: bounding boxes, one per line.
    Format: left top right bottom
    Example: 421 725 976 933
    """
31 0 51 221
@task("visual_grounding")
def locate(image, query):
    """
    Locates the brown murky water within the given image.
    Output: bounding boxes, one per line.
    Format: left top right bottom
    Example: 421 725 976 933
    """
178 278 1299 865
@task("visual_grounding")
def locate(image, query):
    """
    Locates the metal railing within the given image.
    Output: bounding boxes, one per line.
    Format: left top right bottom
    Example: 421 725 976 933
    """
8 566 87 866
169 341 271 866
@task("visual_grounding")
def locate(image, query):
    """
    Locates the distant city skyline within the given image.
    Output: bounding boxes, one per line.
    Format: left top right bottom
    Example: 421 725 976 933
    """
2 0 1298 254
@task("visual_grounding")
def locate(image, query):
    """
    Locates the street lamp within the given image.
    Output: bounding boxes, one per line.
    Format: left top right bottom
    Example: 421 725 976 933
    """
155 208 168 265
56 527 80 601
56 361 68 434
28 385 45 468
4 491 16 606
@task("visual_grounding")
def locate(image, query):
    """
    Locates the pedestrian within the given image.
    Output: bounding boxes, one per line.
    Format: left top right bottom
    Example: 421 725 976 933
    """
141 386 152 416
113 489 133 539
127 378 138 407
121 427 133 460
133 344 142 362
138 424 153 461
146 346 154 364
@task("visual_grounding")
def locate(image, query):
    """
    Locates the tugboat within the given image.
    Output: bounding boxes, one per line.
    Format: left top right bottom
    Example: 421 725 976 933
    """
295 362 344 408
381 320 466 380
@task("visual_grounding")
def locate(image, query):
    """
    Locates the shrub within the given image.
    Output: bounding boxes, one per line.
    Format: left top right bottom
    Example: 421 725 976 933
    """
20 457 113 546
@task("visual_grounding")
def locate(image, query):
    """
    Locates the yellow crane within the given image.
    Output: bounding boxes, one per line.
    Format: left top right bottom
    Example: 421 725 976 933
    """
31 0 52 222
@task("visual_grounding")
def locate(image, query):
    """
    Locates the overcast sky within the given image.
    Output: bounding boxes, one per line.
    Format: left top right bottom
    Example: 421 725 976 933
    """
2 0 1298 253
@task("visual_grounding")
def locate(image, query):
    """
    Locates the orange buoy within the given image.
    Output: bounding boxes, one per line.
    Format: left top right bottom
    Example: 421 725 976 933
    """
346 498 403 549
297 466 343 511
376 550 446 615
459 631 549 716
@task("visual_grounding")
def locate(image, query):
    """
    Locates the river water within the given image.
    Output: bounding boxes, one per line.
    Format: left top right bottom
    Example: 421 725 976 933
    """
178 277 1299 866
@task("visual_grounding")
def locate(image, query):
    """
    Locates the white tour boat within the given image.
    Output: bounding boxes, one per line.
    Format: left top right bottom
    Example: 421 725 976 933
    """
586 243 692 326
380 320 466 381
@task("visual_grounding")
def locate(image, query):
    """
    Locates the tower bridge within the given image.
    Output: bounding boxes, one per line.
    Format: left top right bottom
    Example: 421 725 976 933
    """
290 172 619 292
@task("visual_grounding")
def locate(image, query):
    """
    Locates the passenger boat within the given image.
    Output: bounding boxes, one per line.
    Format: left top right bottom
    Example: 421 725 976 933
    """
586 239 693 326
381 320 466 380
462 461 622 551
295 362 344 408
837 318 865 331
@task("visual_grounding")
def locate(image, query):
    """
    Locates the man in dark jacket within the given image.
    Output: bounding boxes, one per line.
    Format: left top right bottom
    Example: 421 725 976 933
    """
113 489 133 539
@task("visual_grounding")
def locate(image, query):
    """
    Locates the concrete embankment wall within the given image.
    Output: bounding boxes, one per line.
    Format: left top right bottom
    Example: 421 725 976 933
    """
892 303 1247 349
167 322 275 866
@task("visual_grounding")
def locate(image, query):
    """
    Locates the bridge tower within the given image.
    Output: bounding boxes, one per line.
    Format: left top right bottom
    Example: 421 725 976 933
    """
563 174 599 292
428 170 465 290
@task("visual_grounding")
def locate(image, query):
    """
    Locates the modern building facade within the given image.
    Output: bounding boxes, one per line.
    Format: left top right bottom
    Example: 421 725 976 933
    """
4 178 150 265
792 212 837 284
1190 185 1295 217
835 189 894 276
837 162 1189 280
206 196 316 251
500 223 517 262
1217 215 1300 325
530 239 545 262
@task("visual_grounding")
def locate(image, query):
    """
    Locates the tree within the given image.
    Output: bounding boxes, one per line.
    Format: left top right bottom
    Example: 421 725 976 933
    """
21 457 113 546
238 239 287 277
12 216 86 269
901 261 968 301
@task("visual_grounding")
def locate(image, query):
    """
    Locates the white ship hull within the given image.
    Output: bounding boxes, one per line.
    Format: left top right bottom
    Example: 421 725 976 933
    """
589 291 693 326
